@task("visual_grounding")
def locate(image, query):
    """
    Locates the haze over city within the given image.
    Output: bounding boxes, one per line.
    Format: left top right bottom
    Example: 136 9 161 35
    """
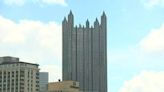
0 0 164 92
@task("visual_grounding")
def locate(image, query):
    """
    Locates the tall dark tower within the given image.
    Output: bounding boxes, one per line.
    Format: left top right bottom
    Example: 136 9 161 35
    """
62 11 107 92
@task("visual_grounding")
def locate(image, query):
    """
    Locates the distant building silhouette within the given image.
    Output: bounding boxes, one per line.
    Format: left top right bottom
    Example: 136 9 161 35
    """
39 72 49 92
62 11 107 92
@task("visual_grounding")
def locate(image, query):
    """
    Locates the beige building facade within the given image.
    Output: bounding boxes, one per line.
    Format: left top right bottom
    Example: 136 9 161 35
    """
0 56 40 92
48 81 79 92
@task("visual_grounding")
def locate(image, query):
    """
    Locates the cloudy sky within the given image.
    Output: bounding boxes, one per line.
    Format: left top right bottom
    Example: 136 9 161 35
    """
0 0 164 92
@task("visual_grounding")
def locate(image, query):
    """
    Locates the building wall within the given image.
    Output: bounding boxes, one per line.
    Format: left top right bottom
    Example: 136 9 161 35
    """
48 81 79 92
0 56 39 92
39 72 48 92
62 12 107 92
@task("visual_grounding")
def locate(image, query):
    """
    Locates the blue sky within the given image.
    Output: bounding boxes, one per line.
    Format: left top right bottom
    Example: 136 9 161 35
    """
0 0 164 92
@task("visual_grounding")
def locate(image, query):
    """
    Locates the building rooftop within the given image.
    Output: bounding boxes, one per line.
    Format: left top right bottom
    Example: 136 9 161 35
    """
48 80 80 92
0 56 39 66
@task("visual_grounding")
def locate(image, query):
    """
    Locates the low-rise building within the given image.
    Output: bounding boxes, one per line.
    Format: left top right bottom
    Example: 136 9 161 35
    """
48 80 79 92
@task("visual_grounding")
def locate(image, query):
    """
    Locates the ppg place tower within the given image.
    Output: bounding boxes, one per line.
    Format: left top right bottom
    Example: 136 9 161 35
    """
62 11 107 92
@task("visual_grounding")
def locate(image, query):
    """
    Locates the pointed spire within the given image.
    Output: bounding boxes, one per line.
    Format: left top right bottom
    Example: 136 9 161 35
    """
86 19 89 28
69 10 73 16
95 18 99 22
68 10 74 28
101 11 107 21
63 17 67 21
62 17 67 24
101 11 107 31
86 19 89 23
68 10 74 18
102 11 106 16
101 11 107 26
101 11 106 19
94 18 99 27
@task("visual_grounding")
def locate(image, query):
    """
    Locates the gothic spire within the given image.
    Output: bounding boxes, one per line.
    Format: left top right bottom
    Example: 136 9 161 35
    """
86 19 89 28
68 10 74 28
94 18 99 27
69 10 73 16
63 17 67 22
62 17 67 25
102 11 106 17
101 11 107 27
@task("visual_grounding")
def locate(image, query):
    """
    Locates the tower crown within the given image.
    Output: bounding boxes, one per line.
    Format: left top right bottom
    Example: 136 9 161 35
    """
63 11 107 30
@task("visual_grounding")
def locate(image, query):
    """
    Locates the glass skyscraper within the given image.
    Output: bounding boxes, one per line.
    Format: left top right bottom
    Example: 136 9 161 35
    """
62 11 107 92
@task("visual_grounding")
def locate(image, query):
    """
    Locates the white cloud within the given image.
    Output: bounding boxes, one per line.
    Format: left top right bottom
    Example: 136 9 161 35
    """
0 15 62 61
0 16 26 43
142 0 164 8
119 71 164 92
2 0 67 6
0 15 62 81
139 24 164 53
41 0 67 6
3 0 25 6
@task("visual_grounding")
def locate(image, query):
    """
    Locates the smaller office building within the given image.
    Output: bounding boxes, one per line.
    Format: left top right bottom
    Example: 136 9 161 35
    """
39 72 49 92
48 80 79 92
0 56 40 92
